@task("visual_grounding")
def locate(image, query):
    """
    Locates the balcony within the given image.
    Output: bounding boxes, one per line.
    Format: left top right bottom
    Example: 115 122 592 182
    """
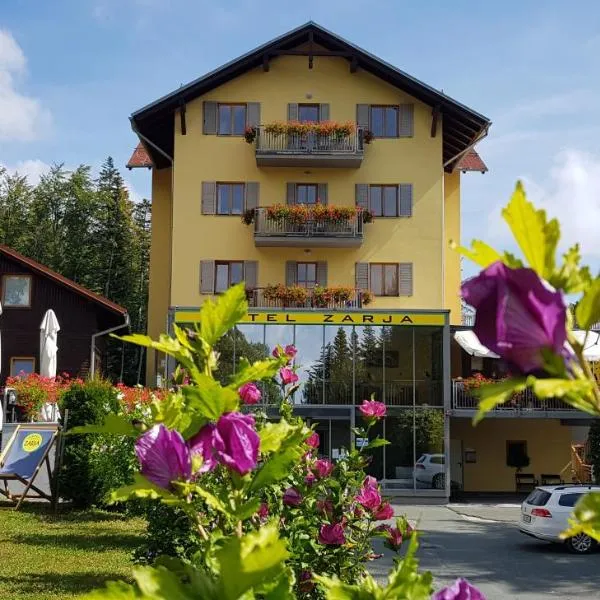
451 380 582 416
248 286 370 309
253 206 365 248
253 126 365 168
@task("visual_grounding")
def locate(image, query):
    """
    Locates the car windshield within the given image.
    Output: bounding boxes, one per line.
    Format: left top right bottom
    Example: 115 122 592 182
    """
416 456 427 463
525 488 551 506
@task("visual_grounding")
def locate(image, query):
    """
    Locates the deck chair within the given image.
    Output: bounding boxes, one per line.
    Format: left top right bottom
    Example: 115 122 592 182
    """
0 424 58 510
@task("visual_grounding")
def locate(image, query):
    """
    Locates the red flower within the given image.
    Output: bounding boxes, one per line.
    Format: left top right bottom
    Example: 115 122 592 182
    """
373 502 394 520
305 431 320 449
318 522 346 545
313 458 333 479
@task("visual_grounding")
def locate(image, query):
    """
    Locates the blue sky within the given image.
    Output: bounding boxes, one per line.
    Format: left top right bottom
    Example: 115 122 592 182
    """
2 0 600 278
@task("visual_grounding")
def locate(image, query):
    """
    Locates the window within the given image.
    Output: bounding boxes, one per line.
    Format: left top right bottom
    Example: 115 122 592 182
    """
217 183 245 215
295 184 318 205
506 441 529 469
430 455 444 465
370 106 399 137
297 263 317 288
558 493 583 507
2 275 32 307
369 185 398 217
218 104 246 135
370 264 399 296
298 104 320 123
215 261 244 293
10 357 35 376
525 489 551 507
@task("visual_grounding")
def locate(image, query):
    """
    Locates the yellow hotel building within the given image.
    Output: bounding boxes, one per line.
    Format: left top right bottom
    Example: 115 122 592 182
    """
127 23 586 498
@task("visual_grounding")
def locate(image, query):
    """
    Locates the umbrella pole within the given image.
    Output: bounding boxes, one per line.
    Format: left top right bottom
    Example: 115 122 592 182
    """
52 408 68 514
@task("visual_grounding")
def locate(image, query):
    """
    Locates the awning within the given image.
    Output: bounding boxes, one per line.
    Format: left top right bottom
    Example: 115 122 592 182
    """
454 329 600 362
453 330 500 359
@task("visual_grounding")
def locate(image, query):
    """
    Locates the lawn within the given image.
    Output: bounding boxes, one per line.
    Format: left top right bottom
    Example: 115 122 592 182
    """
0 504 144 599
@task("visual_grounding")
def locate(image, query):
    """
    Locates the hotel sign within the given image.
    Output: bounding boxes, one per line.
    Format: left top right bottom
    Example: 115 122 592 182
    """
174 310 446 326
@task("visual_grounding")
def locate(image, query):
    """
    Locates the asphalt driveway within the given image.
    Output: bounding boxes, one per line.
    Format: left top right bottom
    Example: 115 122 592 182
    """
369 504 600 600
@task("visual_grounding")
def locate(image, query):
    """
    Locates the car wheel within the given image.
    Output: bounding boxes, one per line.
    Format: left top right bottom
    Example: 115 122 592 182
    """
566 533 596 554
432 473 445 490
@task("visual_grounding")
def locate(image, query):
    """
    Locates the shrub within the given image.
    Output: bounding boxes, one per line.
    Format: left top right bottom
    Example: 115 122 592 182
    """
6 372 74 420
588 420 600 484
58 379 131 508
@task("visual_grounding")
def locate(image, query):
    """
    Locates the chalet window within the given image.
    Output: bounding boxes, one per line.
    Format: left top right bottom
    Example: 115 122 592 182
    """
218 104 247 136
370 106 399 138
10 357 35 376
298 104 320 123
217 183 245 215
370 263 399 296
297 263 318 288
215 261 244 293
2 275 32 307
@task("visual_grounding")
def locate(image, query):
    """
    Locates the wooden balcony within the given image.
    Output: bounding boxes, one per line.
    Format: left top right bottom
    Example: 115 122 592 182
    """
253 207 364 248
254 127 365 168
248 287 367 309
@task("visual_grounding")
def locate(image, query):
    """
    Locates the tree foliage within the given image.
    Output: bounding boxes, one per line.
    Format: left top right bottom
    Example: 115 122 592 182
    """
0 159 150 383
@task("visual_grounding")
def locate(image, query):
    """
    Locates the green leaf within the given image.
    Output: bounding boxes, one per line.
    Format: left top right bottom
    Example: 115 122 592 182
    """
452 239 503 269
109 473 180 505
529 377 597 414
117 333 196 373
501 181 559 277
364 437 390 450
80 581 141 599
576 277 600 330
234 498 261 521
562 491 600 542
215 523 289 600
198 283 248 348
473 379 527 424
229 356 285 389
260 567 296 600
181 378 239 421
384 534 434 600
249 427 307 492
133 566 192 600
550 244 592 294
193 485 230 516
259 420 296 454
69 413 138 437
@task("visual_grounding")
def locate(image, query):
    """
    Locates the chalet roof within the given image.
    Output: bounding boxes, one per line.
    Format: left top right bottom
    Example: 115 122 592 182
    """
0 245 127 316
130 21 491 172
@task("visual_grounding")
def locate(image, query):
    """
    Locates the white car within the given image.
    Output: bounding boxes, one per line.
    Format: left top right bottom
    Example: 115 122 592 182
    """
519 485 600 554
414 453 445 489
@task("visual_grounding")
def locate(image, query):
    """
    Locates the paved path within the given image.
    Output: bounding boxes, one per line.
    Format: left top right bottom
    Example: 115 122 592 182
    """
369 504 600 600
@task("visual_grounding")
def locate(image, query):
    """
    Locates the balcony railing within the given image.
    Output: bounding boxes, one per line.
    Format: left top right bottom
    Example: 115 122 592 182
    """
254 127 365 168
249 287 367 310
253 207 364 247
452 379 579 412
461 311 600 330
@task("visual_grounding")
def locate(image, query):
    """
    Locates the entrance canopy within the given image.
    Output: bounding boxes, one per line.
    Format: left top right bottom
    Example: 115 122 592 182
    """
454 329 600 362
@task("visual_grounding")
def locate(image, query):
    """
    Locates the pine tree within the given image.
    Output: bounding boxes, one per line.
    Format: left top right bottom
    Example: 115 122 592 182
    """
0 168 32 251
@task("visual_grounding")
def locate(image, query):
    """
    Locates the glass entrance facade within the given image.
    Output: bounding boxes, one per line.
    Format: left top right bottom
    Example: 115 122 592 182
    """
173 310 450 496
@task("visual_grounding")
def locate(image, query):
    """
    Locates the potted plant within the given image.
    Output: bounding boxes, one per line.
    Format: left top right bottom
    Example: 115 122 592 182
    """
241 208 255 225
363 129 374 144
362 209 374 224
361 289 374 306
244 126 257 144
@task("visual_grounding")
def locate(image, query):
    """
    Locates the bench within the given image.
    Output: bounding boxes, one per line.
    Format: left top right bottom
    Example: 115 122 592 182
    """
540 474 563 486
515 473 538 493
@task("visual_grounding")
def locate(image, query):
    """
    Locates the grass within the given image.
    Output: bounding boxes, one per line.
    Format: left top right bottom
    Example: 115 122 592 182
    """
0 504 144 599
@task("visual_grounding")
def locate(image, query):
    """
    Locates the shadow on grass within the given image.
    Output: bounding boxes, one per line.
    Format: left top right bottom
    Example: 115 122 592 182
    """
0 501 132 523
0 571 126 597
11 532 141 552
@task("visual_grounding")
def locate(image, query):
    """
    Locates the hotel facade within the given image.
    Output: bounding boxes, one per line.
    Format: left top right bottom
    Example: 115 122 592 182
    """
127 23 589 498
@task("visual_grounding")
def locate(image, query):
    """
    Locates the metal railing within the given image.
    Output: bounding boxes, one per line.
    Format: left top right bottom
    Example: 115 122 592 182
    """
249 287 366 309
254 207 363 239
255 127 364 155
462 311 600 330
452 379 578 411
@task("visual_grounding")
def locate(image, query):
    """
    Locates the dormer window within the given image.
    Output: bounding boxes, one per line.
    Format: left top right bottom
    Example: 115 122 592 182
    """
2 275 32 308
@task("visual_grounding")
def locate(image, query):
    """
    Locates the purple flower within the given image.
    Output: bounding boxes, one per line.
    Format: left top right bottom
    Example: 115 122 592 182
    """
373 502 394 520
306 431 320 448
238 382 262 405
462 262 567 374
305 472 316 486
283 487 302 506
272 344 297 363
189 412 259 476
313 458 333 479
135 424 191 490
384 526 403 551
257 502 269 520
316 499 333 516
363 475 379 489
359 399 387 420
279 367 299 385
355 484 382 510
432 578 485 600
318 522 346 545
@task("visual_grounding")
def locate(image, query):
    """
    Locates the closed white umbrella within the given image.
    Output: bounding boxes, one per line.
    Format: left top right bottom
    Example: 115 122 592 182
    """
39 309 60 422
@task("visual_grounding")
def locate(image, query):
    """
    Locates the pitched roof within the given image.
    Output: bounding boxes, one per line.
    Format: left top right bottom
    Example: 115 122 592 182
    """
126 142 154 169
0 245 127 316
130 21 491 172
456 150 488 173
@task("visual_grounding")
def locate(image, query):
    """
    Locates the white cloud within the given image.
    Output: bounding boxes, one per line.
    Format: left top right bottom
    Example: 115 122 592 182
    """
125 179 144 204
2 159 51 185
485 149 600 259
0 30 51 141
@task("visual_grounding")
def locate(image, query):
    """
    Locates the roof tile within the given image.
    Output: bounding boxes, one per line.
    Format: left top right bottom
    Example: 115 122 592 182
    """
457 150 488 173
